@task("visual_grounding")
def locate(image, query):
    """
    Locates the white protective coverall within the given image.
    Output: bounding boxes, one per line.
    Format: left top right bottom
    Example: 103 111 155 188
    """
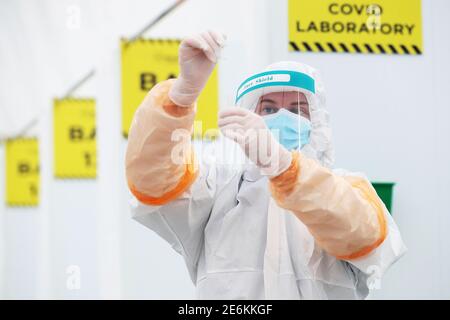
125 58 406 299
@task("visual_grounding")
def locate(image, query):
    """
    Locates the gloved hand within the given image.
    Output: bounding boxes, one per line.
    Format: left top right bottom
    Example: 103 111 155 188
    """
218 107 293 177
169 30 226 107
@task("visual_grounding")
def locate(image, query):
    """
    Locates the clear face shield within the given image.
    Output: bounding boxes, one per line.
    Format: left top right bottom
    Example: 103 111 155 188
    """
235 70 315 151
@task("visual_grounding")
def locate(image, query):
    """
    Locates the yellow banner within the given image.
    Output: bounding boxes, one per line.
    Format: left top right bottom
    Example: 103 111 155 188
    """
54 98 96 178
5 138 39 206
288 0 423 55
121 38 219 138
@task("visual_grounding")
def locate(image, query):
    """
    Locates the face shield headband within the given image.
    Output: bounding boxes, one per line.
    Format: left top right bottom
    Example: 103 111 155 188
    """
235 70 316 105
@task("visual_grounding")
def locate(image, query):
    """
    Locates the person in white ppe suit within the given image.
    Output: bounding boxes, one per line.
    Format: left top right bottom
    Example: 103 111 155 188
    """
125 31 406 299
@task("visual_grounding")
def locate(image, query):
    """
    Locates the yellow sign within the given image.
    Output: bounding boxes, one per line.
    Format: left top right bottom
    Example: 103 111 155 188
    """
54 98 96 178
288 0 423 55
5 138 39 206
121 38 219 138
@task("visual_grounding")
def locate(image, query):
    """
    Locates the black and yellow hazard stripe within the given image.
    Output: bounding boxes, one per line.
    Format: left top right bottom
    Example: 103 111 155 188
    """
289 41 422 55
121 37 181 46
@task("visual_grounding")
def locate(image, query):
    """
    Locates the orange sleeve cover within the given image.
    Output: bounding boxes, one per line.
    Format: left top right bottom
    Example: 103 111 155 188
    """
125 79 199 206
270 152 387 260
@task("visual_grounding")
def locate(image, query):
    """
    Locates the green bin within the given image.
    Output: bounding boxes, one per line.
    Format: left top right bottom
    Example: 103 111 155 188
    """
371 182 395 214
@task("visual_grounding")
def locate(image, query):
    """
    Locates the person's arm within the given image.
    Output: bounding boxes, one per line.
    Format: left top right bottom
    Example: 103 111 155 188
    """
269 152 387 260
218 108 393 261
126 30 225 205
125 32 227 282
125 79 198 205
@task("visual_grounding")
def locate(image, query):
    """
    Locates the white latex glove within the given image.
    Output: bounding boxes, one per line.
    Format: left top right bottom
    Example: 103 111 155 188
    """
218 108 293 177
169 30 226 107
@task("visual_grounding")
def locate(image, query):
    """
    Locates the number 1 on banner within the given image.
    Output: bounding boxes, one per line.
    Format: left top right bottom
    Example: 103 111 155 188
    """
54 98 97 178
5 138 40 206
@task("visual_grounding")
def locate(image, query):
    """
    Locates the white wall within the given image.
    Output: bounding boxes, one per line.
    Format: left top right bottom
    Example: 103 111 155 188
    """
1 0 449 299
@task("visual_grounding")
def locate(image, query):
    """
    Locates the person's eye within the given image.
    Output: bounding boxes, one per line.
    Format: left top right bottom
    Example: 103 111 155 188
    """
301 112 310 119
262 106 277 114
300 106 310 118
288 107 299 114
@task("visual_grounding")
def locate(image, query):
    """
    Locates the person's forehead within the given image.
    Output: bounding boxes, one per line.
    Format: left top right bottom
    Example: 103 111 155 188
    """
260 91 307 101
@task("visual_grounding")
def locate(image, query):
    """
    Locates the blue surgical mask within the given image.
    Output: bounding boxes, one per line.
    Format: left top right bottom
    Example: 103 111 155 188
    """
263 109 311 150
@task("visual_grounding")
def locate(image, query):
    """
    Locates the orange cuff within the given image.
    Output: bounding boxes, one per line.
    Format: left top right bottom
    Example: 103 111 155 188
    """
128 152 198 206
162 97 195 118
269 151 300 202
